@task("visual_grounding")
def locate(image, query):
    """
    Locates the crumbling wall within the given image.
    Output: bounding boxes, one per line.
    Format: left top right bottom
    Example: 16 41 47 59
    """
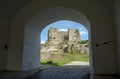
41 27 89 54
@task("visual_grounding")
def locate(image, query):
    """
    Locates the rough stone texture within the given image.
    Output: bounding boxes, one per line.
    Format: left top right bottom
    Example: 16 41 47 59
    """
41 27 89 54
25 66 90 79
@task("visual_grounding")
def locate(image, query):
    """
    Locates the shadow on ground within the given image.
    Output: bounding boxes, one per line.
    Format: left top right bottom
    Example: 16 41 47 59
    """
25 65 90 79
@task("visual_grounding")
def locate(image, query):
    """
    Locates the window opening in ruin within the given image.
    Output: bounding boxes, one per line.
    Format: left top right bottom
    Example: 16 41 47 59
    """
40 20 90 68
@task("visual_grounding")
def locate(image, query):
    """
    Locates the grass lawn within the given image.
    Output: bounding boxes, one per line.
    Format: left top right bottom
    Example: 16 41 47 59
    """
40 52 89 66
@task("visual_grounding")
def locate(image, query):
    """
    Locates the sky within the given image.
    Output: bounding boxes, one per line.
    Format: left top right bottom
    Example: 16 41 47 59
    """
40 20 88 44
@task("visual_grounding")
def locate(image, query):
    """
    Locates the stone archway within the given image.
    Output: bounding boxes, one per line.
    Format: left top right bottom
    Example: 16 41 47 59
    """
7 7 92 71
6 0 117 76
23 7 92 71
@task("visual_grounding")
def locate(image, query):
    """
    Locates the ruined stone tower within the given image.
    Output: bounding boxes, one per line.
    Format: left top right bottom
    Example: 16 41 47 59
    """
47 28 59 44
47 27 80 44
68 29 80 42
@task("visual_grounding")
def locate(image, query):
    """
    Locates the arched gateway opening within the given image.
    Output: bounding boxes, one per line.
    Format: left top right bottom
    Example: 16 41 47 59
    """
8 7 93 75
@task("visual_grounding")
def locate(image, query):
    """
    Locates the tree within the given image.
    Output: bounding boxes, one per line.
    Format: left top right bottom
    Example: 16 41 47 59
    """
80 40 88 44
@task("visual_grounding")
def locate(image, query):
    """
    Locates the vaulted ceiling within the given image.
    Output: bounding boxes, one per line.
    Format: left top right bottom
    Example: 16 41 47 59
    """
0 0 114 19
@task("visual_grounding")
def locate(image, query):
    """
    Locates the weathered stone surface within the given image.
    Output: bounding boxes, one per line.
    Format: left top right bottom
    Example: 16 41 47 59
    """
25 66 90 79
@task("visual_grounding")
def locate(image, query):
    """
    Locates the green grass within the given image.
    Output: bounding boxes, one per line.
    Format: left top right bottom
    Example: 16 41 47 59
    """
40 52 89 66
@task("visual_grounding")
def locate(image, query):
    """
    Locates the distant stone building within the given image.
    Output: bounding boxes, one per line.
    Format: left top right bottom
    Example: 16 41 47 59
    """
41 27 89 54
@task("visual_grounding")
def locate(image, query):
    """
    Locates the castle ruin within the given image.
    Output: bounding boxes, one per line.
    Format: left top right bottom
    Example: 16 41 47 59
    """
41 27 89 54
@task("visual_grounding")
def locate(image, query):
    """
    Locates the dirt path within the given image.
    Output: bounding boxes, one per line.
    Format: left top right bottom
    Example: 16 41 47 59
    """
65 61 89 66
40 61 90 70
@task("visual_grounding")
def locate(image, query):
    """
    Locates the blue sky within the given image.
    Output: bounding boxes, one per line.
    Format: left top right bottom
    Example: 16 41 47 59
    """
40 20 88 43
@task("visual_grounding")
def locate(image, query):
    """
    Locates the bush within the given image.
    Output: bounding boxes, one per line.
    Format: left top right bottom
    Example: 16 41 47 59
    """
46 60 53 64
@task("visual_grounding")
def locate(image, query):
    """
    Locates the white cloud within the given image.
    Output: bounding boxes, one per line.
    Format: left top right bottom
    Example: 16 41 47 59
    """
58 29 68 31
80 31 88 35
41 41 46 44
